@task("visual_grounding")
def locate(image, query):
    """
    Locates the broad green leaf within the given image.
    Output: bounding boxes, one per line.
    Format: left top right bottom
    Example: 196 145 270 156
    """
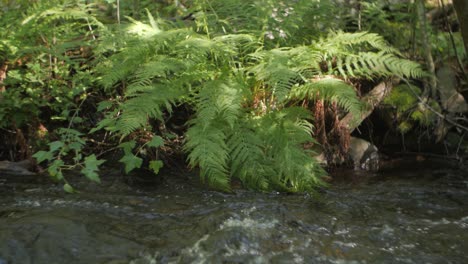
71 117 83 124
63 183 75 193
49 141 64 152
149 160 164 174
32 150 53 163
81 154 105 183
48 159 64 179
119 154 143 174
69 141 84 151
147 136 164 148
118 140 136 154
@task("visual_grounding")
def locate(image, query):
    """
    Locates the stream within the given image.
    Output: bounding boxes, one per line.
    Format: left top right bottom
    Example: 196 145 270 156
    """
0 159 467 263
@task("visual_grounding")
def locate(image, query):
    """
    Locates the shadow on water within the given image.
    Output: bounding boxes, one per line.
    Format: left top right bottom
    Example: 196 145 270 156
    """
0 160 467 263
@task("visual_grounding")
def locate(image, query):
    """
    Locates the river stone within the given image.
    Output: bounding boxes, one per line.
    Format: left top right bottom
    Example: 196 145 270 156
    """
437 63 468 114
0 160 35 176
348 137 379 171
0 212 145 263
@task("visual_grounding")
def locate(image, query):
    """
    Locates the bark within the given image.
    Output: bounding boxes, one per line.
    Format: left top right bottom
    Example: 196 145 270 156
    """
453 0 468 55
335 78 400 133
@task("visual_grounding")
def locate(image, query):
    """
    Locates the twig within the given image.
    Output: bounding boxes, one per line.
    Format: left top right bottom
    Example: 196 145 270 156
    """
439 0 466 77
455 131 466 157
402 78 468 133
85 18 96 40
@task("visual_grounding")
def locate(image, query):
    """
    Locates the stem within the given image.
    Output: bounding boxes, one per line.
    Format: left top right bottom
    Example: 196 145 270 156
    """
86 18 96 40
116 0 120 24
403 78 468 133
440 0 466 77
415 0 437 98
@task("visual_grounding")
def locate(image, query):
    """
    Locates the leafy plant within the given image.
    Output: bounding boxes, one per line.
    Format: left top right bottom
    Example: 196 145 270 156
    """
1 0 430 193
91 8 426 192
383 84 439 133
0 1 105 157
32 127 105 192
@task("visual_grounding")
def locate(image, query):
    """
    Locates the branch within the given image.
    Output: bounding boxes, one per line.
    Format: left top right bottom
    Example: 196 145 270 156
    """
402 79 468 133
335 78 399 133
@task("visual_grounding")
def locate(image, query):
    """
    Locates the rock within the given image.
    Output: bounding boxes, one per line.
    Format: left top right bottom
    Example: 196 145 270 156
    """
0 160 35 176
437 63 468 113
348 137 379 171
0 213 144 263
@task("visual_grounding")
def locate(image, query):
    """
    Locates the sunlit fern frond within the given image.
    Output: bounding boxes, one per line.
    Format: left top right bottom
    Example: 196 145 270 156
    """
185 79 245 191
114 84 181 137
315 31 426 79
320 31 400 54
257 107 325 192
185 122 231 191
250 47 317 103
227 120 270 191
290 77 363 118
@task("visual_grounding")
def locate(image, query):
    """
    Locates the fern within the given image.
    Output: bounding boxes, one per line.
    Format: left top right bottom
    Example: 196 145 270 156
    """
227 122 270 190
93 12 426 193
316 31 426 79
184 77 326 192
185 79 244 191
289 78 363 119
257 107 325 192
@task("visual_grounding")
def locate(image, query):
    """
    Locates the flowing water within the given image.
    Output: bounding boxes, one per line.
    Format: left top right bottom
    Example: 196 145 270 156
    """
0 160 467 263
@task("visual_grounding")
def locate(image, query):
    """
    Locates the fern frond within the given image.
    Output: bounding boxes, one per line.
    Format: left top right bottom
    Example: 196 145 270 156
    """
185 123 231 191
113 84 180 136
322 31 400 54
290 77 363 118
315 32 426 79
257 107 325 192
185 79 246 191
227 121 269 190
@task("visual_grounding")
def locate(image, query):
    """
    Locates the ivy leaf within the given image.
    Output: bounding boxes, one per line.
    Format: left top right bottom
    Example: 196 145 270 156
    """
149 160 164 174
32 150 53 163
147 135 164 148
118 140 136 155
69 141 84 152
63 183 75 193
119 153 143 174
81 154 105 183
48 159 64 180
49 141 64 152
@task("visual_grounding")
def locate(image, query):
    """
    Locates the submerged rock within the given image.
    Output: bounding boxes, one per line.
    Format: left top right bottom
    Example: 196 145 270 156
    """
348 137 379 171
0 160 35 176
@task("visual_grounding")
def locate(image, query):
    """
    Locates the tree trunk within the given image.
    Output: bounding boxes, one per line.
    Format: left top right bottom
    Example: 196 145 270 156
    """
453 0 468 55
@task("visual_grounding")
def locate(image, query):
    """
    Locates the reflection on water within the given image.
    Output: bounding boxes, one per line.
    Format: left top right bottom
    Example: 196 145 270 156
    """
0 161 467 263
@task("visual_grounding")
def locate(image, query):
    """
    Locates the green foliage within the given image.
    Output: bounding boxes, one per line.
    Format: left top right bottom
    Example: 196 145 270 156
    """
91 9 427 192
32 127 105 187
0 1 104 129
359 1 415 50
314 31 425 79
1 0 431 193
290 78 363 122
383 84 439 133
184 79 325 192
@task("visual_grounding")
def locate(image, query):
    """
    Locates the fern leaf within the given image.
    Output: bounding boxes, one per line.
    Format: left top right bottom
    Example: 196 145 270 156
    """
290 78 363 118
227 122 269 190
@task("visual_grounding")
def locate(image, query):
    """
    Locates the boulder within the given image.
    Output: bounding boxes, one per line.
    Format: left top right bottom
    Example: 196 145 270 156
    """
348 137 380 171
0 160 35 176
